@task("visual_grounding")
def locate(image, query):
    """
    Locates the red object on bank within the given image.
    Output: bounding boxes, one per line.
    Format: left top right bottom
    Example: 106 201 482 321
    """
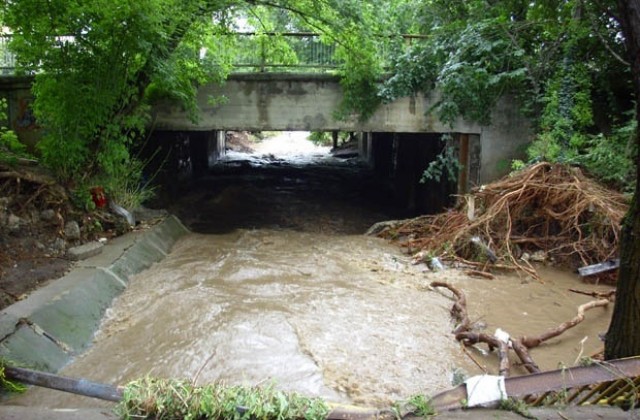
90 186 107 208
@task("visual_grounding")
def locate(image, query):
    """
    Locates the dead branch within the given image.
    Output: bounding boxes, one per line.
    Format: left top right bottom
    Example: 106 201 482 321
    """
512 339 540 374
568 288 616 300
520 299 611 348
434 280 609 377
455 332 510 377
431 281 470 334
464 270 495 280
460 344 488 373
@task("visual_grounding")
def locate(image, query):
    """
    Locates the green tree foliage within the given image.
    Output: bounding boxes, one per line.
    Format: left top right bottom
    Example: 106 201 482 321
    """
4 0 232 191
1 0 383 200
380 0 635 189
0 97 25 164
5 0 635 195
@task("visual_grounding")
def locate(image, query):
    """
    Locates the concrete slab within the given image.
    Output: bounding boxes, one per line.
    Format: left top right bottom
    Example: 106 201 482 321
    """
67 241 104 261
0 324 69 372
28 270 126 352
0 216 189 373
0 406 117 420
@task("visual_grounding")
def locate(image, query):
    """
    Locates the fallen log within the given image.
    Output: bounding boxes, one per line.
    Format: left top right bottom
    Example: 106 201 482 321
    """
455 332 510 377
511 340 540 374
464 270 495 280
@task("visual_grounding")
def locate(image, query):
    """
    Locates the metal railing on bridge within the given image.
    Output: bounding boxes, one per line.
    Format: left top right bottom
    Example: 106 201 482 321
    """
0 32 427 75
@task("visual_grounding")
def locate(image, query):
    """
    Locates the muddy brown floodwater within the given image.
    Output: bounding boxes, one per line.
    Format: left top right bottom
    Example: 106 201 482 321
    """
7 133 615 409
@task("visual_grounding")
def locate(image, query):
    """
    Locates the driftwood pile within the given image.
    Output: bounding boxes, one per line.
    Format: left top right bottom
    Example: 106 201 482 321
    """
0 161 69 212
372 162 629 281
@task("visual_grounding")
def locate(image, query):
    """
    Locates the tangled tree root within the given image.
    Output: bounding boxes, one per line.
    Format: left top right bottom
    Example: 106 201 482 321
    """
432 281 612 376
373 162 629 281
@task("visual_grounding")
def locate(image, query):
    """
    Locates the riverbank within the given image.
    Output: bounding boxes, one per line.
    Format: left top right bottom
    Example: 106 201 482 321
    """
0 215 189 372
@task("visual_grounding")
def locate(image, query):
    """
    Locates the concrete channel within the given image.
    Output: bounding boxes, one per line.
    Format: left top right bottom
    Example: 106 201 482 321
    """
0 216 189 372
0 215 636 419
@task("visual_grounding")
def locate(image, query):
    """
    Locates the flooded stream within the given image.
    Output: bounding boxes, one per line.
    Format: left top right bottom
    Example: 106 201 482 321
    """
9 132 615 409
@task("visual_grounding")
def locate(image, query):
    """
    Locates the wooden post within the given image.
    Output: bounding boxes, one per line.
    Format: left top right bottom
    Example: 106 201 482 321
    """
332 131 339 149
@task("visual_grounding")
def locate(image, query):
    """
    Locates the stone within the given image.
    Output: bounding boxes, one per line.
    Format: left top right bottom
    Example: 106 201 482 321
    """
531 250 547 262
49 238 67 254
67 241 104 261
40 209 56 222
133 206 168 222
64 221 81 240
7 214 23 230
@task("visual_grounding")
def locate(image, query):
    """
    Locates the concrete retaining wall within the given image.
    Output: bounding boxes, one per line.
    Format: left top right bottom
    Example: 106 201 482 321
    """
0 216 189 372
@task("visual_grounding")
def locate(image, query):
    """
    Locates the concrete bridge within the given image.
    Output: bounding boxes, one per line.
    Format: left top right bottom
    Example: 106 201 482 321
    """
2 72 531 212
151 73 530 186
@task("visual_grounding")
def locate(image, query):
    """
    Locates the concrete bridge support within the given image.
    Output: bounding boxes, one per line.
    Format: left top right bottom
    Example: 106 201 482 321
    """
141 130 226 201
188 130 226 177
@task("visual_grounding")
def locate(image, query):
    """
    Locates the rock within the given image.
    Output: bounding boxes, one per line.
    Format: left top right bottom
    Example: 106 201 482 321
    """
64 221 81 240
67 241 104 261
50 238 67 254
7 214 23 231
0 197 9 209
109 201 135 226
40 209 56 222
531 250 547 262
430 257 445 271
133 206 168 223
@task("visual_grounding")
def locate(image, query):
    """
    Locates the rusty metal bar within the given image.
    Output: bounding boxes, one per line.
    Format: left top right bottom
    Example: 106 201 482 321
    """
432 357 640 411
606 376 640 404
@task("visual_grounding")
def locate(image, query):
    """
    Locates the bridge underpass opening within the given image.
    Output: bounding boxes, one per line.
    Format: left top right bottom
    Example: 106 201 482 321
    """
170 129 403 235
143 129 481 228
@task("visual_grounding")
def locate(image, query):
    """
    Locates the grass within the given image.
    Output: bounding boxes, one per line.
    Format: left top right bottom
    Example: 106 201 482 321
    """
0 359 27 394
498 397 536 419
117 377 330 420
392 394 436 418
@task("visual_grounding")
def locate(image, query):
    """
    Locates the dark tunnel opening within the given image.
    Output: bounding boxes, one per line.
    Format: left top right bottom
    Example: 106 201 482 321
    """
140 130 480 234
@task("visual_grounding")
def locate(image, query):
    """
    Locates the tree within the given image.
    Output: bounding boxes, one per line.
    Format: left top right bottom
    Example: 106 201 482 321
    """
380 0 636 188
604 0 640 360
1 0 381 206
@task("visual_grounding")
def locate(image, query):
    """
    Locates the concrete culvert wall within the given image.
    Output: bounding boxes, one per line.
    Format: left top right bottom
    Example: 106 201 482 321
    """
0 216 189 372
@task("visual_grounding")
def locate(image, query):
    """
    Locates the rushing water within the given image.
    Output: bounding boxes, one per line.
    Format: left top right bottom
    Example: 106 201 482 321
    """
8 132 615 409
